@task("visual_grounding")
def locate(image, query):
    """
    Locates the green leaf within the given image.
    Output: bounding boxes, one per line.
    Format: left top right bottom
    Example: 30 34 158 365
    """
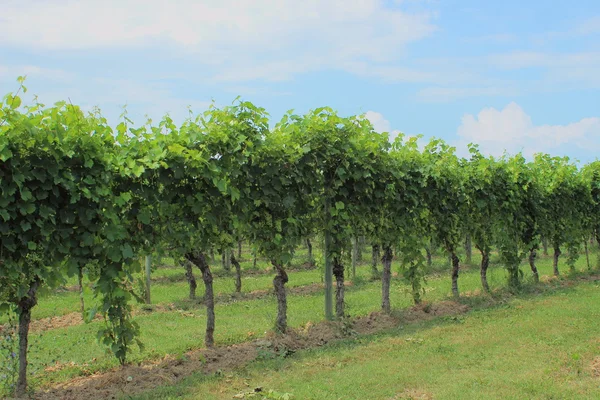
12 96 22 109
108 246 122 262
21 221 31 232
0 147 12 161
132 164 145 177
21 189 33 201
116 122 127 135
27 241 37 250
86 306 98 323
121 243 134 259
116 192 132 206
137 209 152 225
20 203 36 215
0 209 9 221
230 187 240 202
6 94 21 109
216 179 227 193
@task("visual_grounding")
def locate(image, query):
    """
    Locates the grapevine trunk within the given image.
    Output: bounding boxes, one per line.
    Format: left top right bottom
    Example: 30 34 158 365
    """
273 263 288 333
16 278 40 398
553 245 561 276
231 252 242 293
333 256 345 319
186 253 214 347
371 244 380 278
184 261 197 300
529 248 539 283
480 250 490 292
451 251 460 297
381 245 393 313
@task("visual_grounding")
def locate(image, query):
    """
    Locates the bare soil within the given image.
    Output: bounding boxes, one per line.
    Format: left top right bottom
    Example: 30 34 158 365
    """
400 301 470 323
24 273 600 399
590 356 600 377
0 312 103 335
34 297 470 400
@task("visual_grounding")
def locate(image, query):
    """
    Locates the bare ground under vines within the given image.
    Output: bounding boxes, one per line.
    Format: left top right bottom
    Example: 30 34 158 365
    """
34 299 468 400
21 272 600 399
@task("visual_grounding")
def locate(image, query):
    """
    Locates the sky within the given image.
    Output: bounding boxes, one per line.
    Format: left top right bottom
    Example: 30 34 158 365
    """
1 0 599 163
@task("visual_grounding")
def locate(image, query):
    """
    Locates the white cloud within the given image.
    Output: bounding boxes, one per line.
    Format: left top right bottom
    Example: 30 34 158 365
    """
0 65 72 82
79 78 212 123
533 15 600 42
405 50 600 101
0 71 212 126
344 62 440 84
456 102 600 158
416 86 519 102
575 16 600 35
364 111 392 133
463 33 518 44
364 110 402 142
0 0 436 81
221 85 292 97
364 110 426 145
212 60 322 83
486 51 600 70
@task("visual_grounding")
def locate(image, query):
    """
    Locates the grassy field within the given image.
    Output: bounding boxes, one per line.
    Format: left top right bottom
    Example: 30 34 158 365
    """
143 277 600 400
2 243 599 398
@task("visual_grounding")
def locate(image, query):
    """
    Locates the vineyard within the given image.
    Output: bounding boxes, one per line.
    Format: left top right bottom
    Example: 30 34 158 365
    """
2 78 600 399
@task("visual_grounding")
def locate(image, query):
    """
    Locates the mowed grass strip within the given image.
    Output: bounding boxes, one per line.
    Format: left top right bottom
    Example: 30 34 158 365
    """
2 263 319 323
1 245 555 324
135 279 600 400
24 250 593 390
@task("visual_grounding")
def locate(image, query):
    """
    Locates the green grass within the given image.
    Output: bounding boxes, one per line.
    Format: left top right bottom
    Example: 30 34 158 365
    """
0 245 519 323
129 278 600 400
2 244 598 396
1 258 315 323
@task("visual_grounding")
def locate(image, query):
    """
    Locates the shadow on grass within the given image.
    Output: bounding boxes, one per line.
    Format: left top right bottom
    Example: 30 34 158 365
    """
126 269 600 400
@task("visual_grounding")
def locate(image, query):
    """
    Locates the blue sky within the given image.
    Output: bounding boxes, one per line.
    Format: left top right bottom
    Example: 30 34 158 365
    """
1 0 599 162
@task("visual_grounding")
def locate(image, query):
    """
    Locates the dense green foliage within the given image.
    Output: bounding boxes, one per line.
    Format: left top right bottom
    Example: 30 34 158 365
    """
0 79 148 395
2 79 599 396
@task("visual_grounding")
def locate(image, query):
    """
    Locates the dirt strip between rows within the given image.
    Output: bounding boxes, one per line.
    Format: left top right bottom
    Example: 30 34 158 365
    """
35 300 468 400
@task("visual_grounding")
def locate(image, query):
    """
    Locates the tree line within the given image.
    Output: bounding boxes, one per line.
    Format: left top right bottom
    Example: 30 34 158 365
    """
1 79 600 396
